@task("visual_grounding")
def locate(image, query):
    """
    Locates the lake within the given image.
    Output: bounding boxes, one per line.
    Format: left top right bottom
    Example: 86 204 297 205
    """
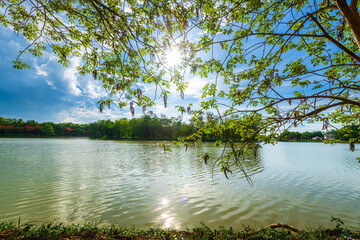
0 138 359 230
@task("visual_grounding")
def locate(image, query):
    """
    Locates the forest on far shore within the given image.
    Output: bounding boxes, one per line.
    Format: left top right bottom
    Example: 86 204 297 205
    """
0 116 359 142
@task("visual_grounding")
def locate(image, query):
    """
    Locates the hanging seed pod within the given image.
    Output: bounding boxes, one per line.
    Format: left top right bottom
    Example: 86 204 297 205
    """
294 111 298 119
187 106 191 114
99 102 104 113
142 105 146 114
92 70 97 80
237 90 241 97
163 95 167 108
180 89 184 99
137 88 142 98
150 53 155 63
204 153 209 165
253 148 257 158
322 118 329 131
264 75 271 87
130 105 135 117
288 99 292 106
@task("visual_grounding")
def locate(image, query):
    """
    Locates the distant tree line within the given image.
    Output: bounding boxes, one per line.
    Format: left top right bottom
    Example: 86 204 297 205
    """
0 117 87 137
1 116 359 142
0 114 196 140
88 114 195 140
279 126 360 142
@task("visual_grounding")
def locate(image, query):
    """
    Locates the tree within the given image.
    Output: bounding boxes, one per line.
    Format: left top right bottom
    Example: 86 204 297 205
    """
2 0 360 180
42 123 56 136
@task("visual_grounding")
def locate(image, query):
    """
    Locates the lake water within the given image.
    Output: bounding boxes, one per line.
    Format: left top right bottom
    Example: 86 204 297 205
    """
0 138 359 230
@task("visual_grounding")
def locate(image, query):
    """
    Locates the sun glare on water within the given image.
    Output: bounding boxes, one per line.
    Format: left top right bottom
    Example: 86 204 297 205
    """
160 197 170 208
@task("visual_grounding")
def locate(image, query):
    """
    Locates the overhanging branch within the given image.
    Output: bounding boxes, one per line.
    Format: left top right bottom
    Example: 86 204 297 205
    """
308 13 360 63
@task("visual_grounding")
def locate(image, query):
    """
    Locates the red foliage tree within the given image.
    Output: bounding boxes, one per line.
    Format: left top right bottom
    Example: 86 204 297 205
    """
25 126 35 133
16 126 25 134
4 125 15 134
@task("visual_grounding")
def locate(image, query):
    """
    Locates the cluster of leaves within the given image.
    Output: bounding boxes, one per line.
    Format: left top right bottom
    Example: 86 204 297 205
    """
0 0 195 112
2 0 360 177
1 220 359 239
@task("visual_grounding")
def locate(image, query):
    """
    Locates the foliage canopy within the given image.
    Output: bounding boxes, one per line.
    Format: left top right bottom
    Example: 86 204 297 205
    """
2 0 360 180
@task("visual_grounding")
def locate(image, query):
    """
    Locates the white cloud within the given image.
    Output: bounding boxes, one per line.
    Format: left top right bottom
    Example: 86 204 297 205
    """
152 104 178 117
35 65 48 76
34 54 106 99
63 57 82 96
45 79 56 89
56 104 127 123
185 76 208 99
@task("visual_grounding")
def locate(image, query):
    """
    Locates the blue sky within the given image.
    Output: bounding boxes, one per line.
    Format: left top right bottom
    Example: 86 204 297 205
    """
0 25 206 124
0 23 328 131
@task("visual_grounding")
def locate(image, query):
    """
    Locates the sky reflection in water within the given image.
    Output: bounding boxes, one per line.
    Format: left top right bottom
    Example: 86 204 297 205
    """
0 139 359 230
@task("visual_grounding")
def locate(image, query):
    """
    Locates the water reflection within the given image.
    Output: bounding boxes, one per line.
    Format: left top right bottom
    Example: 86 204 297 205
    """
158 196 178 229
0 139 359 230
160 197 170 208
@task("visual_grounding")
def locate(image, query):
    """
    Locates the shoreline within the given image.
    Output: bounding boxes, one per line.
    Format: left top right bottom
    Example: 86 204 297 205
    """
1 221 359 239
0 135 358 144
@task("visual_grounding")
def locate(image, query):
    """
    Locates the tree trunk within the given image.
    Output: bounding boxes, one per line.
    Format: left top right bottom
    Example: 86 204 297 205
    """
335 0 360 52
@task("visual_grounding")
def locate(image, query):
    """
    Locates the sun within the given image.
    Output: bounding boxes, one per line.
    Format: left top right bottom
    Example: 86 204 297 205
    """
164 48 183 69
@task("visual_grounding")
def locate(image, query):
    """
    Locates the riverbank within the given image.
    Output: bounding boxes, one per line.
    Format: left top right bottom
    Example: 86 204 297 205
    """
1 221 359 239
1 135 359 144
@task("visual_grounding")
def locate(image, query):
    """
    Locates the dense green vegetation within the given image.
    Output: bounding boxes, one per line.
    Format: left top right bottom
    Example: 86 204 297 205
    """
87 115 194 140
0 115 194 140
1 116 359 142
0 117 88 137
0 220 359 240
279 125 360 142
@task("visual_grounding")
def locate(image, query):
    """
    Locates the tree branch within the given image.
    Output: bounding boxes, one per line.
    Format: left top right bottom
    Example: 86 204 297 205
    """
308 13 360 63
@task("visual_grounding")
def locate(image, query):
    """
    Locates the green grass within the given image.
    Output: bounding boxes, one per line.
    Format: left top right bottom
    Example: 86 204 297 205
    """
1 220 360 240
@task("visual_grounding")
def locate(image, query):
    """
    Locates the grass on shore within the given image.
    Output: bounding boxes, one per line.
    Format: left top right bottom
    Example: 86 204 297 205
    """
1 220 360 240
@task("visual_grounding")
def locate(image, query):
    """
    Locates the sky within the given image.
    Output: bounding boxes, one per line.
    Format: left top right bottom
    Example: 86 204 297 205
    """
0 25 207 124
0 19 329 131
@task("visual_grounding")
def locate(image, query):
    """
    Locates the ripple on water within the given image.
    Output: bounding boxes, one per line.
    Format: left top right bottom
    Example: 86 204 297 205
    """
0 139 360 229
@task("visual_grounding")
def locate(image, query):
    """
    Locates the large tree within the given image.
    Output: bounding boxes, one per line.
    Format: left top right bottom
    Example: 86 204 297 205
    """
2 0 360 181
